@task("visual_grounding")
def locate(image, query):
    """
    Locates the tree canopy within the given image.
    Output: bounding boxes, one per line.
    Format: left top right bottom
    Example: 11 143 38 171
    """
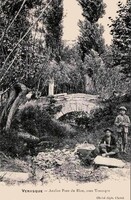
77 0 106 61
110 0 131 78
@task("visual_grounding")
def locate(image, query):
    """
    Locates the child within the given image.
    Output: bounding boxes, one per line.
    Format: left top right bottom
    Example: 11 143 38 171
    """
115 106 130 153
99 128 119 157
81 128 119 165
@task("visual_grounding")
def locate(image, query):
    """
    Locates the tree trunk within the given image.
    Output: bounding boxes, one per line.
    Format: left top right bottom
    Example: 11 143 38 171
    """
5 83 28 133
84 74 95 94
0 89 17 126
48 77 54 96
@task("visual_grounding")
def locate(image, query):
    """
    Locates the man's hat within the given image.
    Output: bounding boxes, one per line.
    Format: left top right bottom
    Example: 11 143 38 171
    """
104 128 113 133
119 106 127 111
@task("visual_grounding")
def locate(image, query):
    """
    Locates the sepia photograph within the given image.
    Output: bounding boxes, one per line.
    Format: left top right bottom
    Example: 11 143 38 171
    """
0 0 130 200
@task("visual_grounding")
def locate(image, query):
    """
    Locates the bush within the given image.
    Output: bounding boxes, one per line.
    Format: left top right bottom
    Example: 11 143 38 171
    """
5 101 77 154
95 67 130 99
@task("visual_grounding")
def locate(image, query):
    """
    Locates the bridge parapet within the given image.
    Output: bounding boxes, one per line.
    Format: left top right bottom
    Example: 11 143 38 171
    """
18 93 100 119
53 93 100 119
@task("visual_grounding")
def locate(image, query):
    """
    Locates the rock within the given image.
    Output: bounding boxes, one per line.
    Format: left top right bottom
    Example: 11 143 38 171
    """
34 148 80 171
0 171 30 182
94 156 125 168
99 166 109 169
75 143 95 153
26 92 33 100
54 159 64 166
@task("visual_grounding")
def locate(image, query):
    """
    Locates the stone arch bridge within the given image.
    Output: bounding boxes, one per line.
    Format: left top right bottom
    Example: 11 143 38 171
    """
36 93 100 119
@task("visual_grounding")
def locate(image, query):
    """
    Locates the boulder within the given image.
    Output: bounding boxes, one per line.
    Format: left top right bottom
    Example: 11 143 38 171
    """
94 156 125 168
0 171 30 182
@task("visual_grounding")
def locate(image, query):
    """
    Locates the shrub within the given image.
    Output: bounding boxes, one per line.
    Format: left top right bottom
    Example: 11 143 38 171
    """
95 67 130 99
12 102 77 144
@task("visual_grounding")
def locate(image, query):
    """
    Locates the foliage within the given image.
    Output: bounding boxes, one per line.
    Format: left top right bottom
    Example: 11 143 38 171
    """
94 65 130 98
78 22 105 60
79 48 130 97
82 50 104 73
14 101 76 136
77 0 106 61
0 99 77 155
76 0 106 94
0 0 34 89
0 0 63 94
40 0 63 61
101 45 114 68
77 0 106 23
110 0 131 78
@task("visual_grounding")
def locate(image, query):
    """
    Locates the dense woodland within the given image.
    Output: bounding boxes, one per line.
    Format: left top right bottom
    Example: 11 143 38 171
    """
0 0 130 95
0 0 131 155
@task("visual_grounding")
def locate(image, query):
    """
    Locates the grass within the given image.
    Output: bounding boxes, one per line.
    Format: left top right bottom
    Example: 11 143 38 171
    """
58 94 131 162
0 93 130 162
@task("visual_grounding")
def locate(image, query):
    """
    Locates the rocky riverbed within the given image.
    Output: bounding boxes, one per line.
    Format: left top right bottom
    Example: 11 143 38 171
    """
0 144 130 186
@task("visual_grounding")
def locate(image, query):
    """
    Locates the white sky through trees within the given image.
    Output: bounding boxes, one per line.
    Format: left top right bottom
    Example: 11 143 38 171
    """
63 0 127 45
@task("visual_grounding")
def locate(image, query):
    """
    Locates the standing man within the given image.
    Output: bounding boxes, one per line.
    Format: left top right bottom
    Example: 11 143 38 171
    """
115 106 130 153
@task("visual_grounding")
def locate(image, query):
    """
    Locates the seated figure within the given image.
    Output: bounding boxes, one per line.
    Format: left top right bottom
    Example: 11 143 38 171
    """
81 128 119 165
98 128 119 157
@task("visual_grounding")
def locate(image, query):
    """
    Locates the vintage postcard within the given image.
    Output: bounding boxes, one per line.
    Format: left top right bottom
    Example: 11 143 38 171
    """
0 0 130 200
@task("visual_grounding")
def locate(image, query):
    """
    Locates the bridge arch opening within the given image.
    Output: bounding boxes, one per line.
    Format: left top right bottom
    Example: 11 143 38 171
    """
58 111 90 126
58 111 89 120
57 111 91 128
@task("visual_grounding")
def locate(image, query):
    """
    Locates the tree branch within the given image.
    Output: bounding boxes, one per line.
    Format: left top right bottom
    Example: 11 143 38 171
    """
0 0 53 74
